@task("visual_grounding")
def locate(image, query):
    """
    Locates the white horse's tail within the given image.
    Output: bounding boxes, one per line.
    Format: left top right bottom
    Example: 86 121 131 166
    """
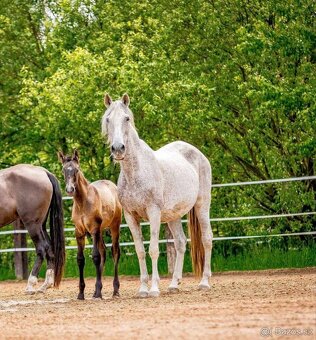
188 207 204 277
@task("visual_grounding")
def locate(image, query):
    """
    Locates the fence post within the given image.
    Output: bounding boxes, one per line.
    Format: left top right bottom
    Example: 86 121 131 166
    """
13 220 28 280
165 225 176 274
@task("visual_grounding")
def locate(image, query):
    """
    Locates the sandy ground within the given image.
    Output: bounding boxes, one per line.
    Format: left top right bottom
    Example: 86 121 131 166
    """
0 268 315 339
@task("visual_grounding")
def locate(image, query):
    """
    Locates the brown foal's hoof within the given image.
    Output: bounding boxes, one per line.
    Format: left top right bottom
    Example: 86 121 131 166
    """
77 293 85 300
93 292 103 299
112 291 120 298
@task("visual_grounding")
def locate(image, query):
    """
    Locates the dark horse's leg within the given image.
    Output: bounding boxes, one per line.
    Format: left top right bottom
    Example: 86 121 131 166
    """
25 224 47 294
76 233 86 300
43 227 54 271
92 230 103 299
37 220 55 293
111 224 121 297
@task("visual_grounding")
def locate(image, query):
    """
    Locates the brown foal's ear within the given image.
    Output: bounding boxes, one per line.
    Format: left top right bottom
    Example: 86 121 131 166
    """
57 151 65 163
73 149 79 163
104 93 112 108
122 93 130 107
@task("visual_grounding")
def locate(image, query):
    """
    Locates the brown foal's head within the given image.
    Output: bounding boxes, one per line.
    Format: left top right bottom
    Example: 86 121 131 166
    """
58 149 80 196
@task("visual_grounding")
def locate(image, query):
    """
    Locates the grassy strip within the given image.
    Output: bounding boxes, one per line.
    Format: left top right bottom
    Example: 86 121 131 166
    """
0 242 315 281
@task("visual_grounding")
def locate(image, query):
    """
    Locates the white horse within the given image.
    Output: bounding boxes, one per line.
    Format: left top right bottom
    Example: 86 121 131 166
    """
102 94 213 297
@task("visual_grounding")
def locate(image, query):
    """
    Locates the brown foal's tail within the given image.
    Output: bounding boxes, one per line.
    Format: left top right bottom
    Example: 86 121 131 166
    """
188 207 204 277
46 171 65 287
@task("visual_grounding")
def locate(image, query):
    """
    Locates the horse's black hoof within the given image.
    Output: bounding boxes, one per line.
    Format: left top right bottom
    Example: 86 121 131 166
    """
93 292 102 299
112 291 120 298
77 293 85 300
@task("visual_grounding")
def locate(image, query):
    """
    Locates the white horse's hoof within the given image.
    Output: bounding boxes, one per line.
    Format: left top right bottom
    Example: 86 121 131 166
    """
198 284 210 290
25 289 36 295
138 291 149 298
168 287 179 293
149 290 160 297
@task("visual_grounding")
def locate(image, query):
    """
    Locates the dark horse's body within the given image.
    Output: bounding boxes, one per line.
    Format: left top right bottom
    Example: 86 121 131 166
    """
0 164 65 293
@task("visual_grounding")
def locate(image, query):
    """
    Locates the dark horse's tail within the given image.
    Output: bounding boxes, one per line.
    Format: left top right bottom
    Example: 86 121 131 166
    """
46 171 65 287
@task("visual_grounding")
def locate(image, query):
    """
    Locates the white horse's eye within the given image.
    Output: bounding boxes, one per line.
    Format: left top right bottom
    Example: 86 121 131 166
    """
106 117 110 123
125 116 130 122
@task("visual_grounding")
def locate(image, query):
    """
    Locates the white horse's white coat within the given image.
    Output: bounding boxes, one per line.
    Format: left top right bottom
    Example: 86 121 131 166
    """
102 94 213 297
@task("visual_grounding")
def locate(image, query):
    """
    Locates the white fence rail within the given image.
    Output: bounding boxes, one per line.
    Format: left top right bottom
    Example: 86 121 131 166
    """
0 176 315 253
1 231 315 253
211 175 316 187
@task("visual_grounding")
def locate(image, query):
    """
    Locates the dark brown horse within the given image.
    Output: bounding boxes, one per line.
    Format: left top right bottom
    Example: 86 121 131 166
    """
0 164 65 293
58 150 122 299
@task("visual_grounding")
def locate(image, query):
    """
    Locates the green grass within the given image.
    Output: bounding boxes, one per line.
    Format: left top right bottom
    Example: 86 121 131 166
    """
1 241 315 281
212 244 316 272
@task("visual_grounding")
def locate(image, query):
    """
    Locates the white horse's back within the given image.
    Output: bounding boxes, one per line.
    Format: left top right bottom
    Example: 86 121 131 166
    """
154 141 211 222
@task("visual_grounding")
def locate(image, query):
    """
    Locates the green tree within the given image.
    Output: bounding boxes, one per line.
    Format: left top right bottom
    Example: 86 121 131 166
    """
0 0 315 237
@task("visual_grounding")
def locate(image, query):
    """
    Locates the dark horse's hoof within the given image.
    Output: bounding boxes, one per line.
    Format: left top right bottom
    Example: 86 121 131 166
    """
112 291 120 298
77 293 85 300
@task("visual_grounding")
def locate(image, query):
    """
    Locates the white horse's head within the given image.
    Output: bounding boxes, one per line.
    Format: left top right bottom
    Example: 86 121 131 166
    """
102 93 135 161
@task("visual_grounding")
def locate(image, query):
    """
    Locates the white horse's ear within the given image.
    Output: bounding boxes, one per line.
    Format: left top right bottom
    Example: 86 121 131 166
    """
104 93 112 108
57 151 65 163
122 93 130 107
73 149 79 163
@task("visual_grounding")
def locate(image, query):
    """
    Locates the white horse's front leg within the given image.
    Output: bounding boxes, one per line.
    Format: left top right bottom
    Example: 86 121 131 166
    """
147 206 161 297
125 211 149 298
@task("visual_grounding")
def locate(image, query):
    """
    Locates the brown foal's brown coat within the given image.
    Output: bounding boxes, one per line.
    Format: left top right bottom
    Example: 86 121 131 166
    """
72 174 121 237
58 150 122 299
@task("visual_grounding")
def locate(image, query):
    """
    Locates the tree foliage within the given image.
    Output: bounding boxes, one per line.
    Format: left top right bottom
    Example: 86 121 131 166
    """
0 0 315 235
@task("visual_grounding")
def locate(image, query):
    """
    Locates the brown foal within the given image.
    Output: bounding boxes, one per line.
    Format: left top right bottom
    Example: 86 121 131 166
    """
58 150 122 299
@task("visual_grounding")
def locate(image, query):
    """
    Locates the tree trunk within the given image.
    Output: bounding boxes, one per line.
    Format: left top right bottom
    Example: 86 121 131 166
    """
165 225 176 274
13 220 28 280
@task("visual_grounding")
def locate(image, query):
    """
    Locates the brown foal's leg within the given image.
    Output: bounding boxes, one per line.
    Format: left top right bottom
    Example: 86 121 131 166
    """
92 230 103 298
76 234 86 300
97 233 106 295
111 223 121 297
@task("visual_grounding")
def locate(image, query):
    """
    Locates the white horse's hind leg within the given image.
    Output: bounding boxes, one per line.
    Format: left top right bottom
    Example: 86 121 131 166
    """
25 273 38 294
167 219 187 292
195 204 213 290
147 206 161 297
37 269 54 293
125 211 149 297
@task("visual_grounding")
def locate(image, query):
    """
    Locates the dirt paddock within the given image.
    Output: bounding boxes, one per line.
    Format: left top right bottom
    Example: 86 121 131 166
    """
0 268 315 339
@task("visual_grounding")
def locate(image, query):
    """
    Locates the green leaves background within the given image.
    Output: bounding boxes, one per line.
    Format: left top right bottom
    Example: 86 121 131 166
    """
0 0 315 235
